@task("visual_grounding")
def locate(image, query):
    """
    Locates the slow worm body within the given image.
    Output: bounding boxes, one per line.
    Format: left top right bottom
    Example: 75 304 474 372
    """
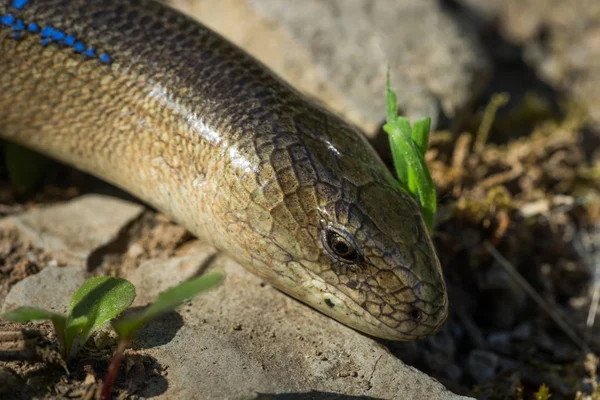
0 0 447 340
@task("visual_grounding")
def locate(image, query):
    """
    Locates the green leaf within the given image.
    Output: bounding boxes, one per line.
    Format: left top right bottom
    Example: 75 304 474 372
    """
2 307 68 357
388 133 409 190
385 68 398 125
65 277 135 357
113 272 224 340
412 117 431 157
474 92 509 153
385 71 409 187
384 71 437 232
386 121 437 231
2 306 62 322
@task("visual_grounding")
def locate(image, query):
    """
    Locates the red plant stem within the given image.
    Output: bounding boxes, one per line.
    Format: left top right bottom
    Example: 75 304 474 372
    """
100 339 129 400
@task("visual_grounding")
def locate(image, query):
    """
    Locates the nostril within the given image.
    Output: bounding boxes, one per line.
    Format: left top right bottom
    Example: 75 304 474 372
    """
410 308 422 321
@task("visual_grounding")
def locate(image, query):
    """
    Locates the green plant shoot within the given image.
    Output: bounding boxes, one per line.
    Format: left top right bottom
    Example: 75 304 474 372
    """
2 276 135 359
102 272 224 400
383 70 436 232
65 277 136 357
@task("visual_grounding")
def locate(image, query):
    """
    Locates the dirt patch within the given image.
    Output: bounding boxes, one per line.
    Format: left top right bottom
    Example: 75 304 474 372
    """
87 211 194 278
0 226 59 304
0 320 164 400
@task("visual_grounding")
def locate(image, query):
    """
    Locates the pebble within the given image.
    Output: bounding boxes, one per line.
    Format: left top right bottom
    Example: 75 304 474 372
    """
467 350 499 384
538 331 555 353
552 341 579 362
511 322 532 341
428 329 456 358
487 331 512 354
444 364 463 382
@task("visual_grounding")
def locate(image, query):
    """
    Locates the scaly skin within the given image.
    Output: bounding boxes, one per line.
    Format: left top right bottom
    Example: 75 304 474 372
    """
0 0 447 340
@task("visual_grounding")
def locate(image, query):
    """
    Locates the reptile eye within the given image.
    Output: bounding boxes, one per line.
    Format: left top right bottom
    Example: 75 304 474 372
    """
322 228 361 264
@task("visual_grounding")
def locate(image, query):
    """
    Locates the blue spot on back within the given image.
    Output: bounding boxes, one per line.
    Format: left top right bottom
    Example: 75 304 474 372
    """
83 47 96 57
52 30 65 41
12 19 24 31
12 0 29 10
1 2 113 67
40 26 54 38
64 35 75 46
73 41 85 53
99 53 111 64
1 14 15 26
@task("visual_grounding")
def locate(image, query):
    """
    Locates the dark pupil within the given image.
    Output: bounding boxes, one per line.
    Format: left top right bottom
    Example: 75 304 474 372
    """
333 239 350 255
329 233 357 261
322 229 360 263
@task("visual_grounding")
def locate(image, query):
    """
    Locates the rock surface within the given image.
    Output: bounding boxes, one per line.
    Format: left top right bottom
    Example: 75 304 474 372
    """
169 0 491 133
0 194 143 266
0 195 472 399
458 0 600 124
2 266 86 314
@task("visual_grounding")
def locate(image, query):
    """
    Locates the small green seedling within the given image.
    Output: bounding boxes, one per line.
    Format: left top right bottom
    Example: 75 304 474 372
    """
2 272 224 399
384 70 437 232
3 276 135 360
101 272 223 399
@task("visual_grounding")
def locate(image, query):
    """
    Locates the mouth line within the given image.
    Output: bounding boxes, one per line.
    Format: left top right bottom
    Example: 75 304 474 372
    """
293 256 447 340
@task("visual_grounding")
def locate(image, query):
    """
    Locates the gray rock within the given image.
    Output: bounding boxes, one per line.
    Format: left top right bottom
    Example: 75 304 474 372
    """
126 245 217 306
498 356 517 371
246 0 491 130
129 245 472 400
1 266 86 314
0 194 144 266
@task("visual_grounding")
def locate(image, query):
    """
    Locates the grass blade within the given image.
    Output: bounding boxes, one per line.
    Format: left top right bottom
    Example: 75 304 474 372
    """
412 117 431 157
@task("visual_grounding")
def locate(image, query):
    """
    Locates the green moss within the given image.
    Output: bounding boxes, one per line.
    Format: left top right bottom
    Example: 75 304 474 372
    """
533 384 552 400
